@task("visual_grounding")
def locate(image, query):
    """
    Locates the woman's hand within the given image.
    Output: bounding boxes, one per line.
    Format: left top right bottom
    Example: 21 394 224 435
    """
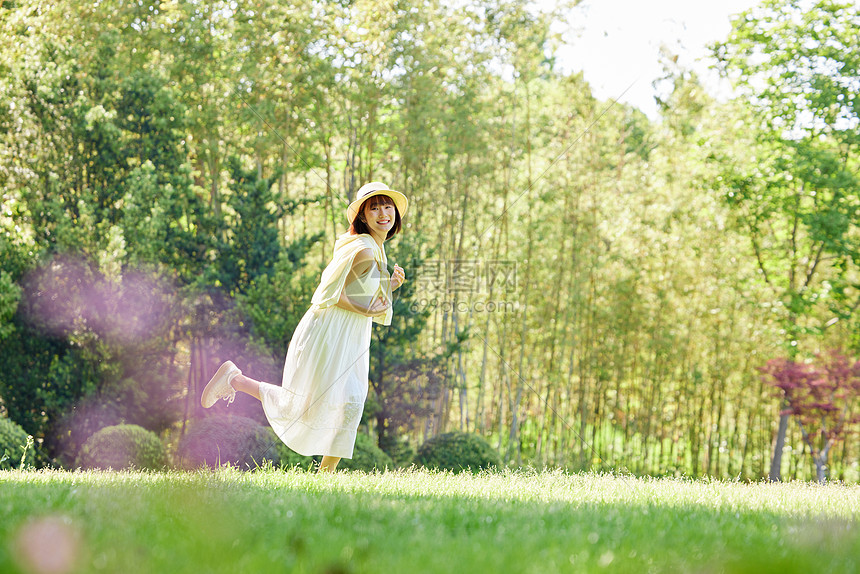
336 292 390 317
391 264 406 291
366 295 391 317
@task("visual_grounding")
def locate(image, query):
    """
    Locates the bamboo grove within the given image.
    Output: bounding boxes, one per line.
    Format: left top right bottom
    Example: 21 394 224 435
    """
1 0 858 481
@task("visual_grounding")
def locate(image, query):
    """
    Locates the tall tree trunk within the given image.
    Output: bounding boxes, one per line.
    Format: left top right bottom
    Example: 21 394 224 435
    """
769 409 789 481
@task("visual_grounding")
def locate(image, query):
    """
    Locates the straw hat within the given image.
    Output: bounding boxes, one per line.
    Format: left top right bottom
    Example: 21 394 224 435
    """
346 182 409 224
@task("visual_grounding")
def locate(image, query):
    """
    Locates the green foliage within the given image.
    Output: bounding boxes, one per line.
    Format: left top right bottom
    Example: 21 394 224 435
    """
377 434 416 468
707 0 860 355
177 415 282 470
76 424 167 471
0 416 35 470
1 257 182 466
0 271 21 341
1 0 858 483
0 315 100 465
233 185 324 359
413 431 502 473
266 431 315 471
621 107 657 161
217 158 285 294
236 251 318 362
338 432 394 472
713 0 859 143
369 231 450 454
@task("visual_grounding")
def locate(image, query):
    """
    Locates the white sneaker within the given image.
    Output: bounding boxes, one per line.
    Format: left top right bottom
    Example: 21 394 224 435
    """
201 360 241 408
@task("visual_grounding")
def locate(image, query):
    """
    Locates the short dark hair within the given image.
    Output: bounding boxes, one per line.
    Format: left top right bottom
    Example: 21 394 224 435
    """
349 194 402 238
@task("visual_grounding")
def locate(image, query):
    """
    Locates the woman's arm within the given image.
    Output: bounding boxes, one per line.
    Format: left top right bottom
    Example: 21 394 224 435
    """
336 291 389 317
335 249 390 317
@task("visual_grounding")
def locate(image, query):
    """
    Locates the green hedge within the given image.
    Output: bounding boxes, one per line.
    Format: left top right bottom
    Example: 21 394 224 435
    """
379 435 416 468
260 430 393 472
413 431 502 473
177 415 282 470
0 416 35 470
268 431 315 471
178 417 398 472
76 424 167 471
339 433 394 472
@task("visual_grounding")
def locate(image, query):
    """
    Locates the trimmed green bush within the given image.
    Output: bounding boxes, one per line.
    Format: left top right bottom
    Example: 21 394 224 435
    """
177 415 282 470
0 416 35 470
413 431 502 473
76 424 167 471
268 431 315 471
339 433 394 472
379 435 416 468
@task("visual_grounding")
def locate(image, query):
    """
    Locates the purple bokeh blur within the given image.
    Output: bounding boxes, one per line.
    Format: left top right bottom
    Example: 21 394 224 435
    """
20 256 171 344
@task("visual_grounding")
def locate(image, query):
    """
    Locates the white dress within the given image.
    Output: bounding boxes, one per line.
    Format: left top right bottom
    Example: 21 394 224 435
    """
259 233 391 458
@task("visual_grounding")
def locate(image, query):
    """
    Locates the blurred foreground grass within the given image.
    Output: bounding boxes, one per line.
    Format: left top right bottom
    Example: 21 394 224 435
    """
1 467 858 573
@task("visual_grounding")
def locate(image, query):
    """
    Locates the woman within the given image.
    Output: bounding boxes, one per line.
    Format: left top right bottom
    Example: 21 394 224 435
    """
201 181 407 472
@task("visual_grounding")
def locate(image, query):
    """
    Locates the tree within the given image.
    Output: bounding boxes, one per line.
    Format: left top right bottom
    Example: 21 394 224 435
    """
759 350 860 482
711 0 860 481
367 231 453 459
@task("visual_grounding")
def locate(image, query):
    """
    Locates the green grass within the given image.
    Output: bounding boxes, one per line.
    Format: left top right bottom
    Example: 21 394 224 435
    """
1 467 858 573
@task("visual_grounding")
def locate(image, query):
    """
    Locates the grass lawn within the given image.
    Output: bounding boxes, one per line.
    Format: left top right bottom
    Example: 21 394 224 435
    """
1 467 858 574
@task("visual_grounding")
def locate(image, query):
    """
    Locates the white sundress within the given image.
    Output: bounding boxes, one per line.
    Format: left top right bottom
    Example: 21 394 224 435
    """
258 233 392 459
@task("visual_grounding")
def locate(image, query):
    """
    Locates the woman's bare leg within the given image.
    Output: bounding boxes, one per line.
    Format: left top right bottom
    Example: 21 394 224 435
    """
230 374 263 401
319 456 341 472
232 373 340 472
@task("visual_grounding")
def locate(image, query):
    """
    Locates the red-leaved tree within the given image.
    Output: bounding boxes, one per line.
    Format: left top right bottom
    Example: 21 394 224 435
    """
759 350 860 483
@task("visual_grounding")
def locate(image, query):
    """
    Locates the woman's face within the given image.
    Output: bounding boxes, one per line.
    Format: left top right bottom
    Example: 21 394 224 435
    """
362 196 396 236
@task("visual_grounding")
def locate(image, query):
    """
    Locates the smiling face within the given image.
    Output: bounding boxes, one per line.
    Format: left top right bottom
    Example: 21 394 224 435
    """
363 195 396 232
351 194 401 239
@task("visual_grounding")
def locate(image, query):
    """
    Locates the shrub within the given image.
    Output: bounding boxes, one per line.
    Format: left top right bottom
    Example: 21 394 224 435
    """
268 431 315 471
0 416 35 470
53 399 123 468
177 415 282 470
413 431 502 473
379 435 416 468
339 433 394 472
76 424 167 471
